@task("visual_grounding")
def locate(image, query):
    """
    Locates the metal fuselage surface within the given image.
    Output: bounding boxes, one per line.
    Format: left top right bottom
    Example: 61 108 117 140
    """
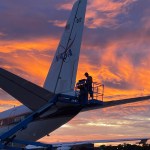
0 101 82 142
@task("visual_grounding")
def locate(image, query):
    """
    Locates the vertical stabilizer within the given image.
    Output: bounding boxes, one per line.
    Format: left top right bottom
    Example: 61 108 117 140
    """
44 0 87 94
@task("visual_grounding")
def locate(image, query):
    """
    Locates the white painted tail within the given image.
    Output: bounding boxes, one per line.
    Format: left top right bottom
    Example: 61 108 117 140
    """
44 0 87 94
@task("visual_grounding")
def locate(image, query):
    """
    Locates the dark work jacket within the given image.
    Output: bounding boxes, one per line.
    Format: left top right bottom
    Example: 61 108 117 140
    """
86 76 93 90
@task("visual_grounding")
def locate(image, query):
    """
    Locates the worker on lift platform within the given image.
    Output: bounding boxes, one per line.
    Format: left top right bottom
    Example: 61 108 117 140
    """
76 72 94 105
84 72 93 99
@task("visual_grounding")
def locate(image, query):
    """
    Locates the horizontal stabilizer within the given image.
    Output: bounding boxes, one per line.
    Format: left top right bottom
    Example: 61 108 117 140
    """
0 68 53 111
103 96 150 108
83 95 150 112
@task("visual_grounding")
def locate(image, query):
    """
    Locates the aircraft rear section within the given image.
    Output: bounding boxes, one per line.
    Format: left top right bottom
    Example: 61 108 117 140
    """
0 93 103 149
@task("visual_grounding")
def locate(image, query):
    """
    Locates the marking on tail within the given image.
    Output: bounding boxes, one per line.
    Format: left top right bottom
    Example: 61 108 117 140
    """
56 34 77 62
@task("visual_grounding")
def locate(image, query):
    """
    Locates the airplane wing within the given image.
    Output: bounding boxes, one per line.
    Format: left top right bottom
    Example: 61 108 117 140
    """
52 137 150 147
103 96 150 107
0 68 54 111
83 95 150 112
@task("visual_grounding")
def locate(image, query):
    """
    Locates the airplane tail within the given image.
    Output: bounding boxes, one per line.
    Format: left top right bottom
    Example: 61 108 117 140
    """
44 0 87 94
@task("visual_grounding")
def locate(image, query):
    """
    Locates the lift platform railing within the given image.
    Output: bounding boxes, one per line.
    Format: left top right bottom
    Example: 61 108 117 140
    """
92 82 104 101
75 79 104 102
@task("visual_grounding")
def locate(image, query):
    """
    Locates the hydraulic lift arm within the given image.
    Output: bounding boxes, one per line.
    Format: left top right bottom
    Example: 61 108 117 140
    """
0 95 58 149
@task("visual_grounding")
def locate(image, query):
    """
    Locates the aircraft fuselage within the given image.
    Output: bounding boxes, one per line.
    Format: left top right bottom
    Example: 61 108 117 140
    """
0 102 82 142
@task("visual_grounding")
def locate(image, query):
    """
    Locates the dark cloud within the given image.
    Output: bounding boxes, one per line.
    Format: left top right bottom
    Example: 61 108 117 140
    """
80 48 101 67
0 0 72 40
82 0 150 49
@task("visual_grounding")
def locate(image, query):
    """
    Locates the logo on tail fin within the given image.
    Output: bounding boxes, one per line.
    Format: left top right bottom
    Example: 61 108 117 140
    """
56 34 77 62
56 49 72 62
76 17 82 23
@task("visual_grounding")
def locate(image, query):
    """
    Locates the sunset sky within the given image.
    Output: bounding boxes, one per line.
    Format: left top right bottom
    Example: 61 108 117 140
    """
0 0 150 143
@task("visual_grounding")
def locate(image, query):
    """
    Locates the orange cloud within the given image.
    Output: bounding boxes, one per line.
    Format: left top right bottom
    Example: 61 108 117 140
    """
58 3 74 11
0 37 59 85
85 0 136 28
0 37 58 53
48 20 66 28
57 0 136 28
0 99 21 112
